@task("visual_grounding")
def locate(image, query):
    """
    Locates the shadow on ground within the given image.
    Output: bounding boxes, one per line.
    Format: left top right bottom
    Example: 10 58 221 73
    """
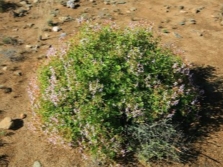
178 65 223 166
0 154 8 167
11 119 24 131
117 65 223 167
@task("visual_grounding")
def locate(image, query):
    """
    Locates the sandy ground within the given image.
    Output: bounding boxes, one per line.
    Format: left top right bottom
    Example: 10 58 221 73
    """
0 0 223 166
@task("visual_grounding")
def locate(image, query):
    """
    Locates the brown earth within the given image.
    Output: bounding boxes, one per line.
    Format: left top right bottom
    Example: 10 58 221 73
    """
0 0 223 166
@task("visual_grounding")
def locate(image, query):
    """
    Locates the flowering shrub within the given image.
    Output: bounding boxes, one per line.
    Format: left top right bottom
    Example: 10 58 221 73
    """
30 22 201 164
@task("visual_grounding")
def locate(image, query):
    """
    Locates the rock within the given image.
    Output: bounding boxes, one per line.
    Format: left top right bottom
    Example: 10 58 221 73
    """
33 0 40 4
131 17 141 21
58 16 73 23
52 26 61 32
178 6 184 10
37 55 46 60
0 85 6 89
2 66 7 71
179 21 185 25
33 161 42 167
172 25 178 29
0 117 13 129
25 45 33 49
180 10 188 13
20 113 27 119
66 0 79 8
13 7 28 17
103 0 109 4
162 29 169 33
23 23 35 29
220 20 223 26
192 8 200 14
117 0 126 4
130 7 137 12
189 19 196 24
19 1 28 6
50 9 59 17
13 71 22 76
4 87 12 93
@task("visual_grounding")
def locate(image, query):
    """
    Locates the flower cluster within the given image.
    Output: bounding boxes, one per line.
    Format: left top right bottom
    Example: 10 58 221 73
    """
29 22 202 164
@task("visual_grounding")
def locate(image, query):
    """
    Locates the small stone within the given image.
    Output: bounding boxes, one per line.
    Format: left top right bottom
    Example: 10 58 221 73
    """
13 71 22 76
220 20 223 26
58 16 72 22
52 26 61 32
117 0 126 4
0 85 6 89
162 29 169 33
172 25 178 29
20 113 27 119
180 10 188 13
4 87 12 93
179 19 186 26
179 21 185 25
130 7 137 12
25 45 33 49
33 161 42 167
0 117 13 129
37 54 46 60
192 8 200 14
131 17 140 21
33 0 40 4
23 23 34 29
189 19 196 24
2 66 7 71
104 1 110 5
179 6 184 10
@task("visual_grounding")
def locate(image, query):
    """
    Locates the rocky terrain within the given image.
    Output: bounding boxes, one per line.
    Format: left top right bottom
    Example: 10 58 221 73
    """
0 0 223 166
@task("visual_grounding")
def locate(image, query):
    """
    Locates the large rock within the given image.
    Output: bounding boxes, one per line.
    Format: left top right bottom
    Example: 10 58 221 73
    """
0 117 13 129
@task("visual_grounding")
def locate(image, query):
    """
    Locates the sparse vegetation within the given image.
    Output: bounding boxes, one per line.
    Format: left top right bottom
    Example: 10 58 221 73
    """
0 0 5 13
28 22 202 165
2 36 18 45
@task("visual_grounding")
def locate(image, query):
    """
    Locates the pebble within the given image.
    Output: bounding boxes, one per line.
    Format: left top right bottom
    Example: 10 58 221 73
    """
162 29 169 33
0 85 6 89
130 7 137 12
33 161 42 167
25 45 33 49
131 17 140 21
52 26 61 32
179 21 185 25
4 87 12 93
33 0 40 4
220 20 223 26
2 66 7 71
20 113 27 119
189 19 196 24
0 117 13 129
37 55 46 60
192 8 200 14
117 0 126 4
58 16 72 22
13 71 22 76
178 6 184 10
